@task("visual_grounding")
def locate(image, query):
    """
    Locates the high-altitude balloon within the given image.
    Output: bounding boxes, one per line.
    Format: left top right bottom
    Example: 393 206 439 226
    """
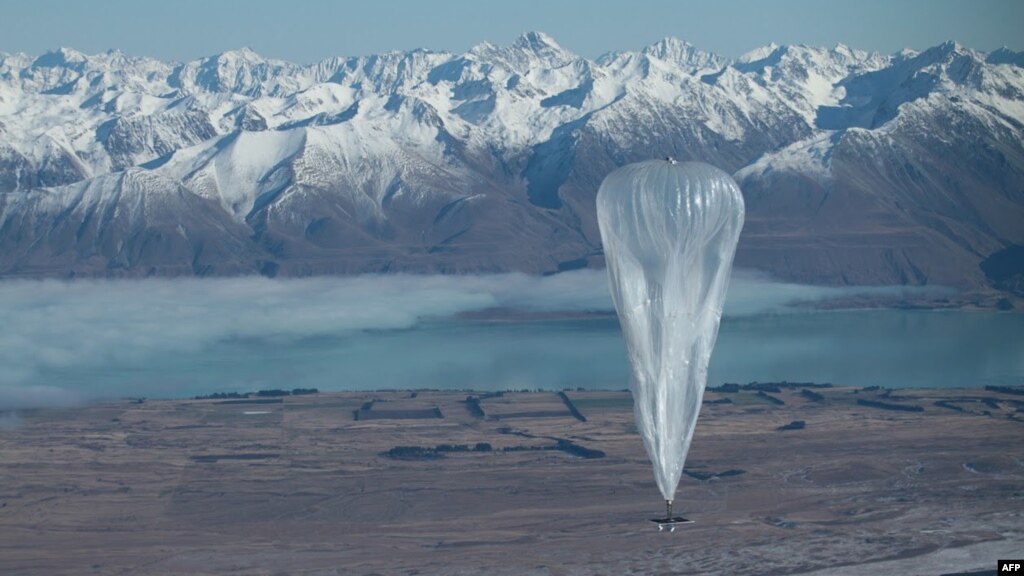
596 159 745 516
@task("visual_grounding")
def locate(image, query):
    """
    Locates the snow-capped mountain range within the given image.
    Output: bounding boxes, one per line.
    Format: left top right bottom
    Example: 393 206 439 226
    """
1 33 1022 295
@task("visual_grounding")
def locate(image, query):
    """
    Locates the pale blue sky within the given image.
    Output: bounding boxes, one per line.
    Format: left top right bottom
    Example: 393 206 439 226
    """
2 0 1022 62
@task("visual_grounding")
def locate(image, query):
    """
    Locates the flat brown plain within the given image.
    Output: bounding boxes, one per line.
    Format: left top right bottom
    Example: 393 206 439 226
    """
1 387 1022 575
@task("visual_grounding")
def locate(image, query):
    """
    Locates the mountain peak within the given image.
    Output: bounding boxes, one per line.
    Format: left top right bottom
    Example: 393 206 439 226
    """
987 47 1024 66
513 31 563 52
31 46 88 68
934 40 967 58
641 37 725 70
913 40 985 68
642 37 693 59
214 47 265 63
738 43 781 64
469 31 577 71
646 37 693 50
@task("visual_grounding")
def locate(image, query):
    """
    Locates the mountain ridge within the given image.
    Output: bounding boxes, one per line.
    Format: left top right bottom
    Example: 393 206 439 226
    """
1 34 1022 303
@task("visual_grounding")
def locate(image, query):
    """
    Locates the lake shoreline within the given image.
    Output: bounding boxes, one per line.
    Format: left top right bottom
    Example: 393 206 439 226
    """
5 382 1023 415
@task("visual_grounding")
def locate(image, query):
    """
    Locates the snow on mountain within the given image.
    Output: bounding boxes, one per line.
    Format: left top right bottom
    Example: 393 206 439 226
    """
720 43 891 126
172 47 310 97
0 34 1022 296
643 38 728 73
735 131 841 184
734 41 1024 291
0 169 259 277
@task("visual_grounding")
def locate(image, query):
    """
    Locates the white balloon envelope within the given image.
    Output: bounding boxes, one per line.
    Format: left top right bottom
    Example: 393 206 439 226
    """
596 159 745 516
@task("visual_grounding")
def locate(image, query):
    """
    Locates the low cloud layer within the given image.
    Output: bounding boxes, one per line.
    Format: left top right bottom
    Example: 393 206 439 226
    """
0 270 940 409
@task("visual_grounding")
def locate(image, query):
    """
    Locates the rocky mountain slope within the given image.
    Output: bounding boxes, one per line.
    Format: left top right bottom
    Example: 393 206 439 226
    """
1 34 1021 296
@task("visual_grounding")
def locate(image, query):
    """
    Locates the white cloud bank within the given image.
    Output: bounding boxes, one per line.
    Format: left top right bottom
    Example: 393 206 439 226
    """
0 270 939 409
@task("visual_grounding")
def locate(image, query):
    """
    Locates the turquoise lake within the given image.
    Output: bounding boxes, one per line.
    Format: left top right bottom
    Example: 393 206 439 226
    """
0 273 1020 406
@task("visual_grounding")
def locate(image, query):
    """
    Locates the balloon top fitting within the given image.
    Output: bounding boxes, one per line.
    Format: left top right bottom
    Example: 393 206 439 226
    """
665 156 678 164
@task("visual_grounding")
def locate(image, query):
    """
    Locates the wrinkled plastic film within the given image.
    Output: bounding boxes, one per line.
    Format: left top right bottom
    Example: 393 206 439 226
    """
597 160 745 501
